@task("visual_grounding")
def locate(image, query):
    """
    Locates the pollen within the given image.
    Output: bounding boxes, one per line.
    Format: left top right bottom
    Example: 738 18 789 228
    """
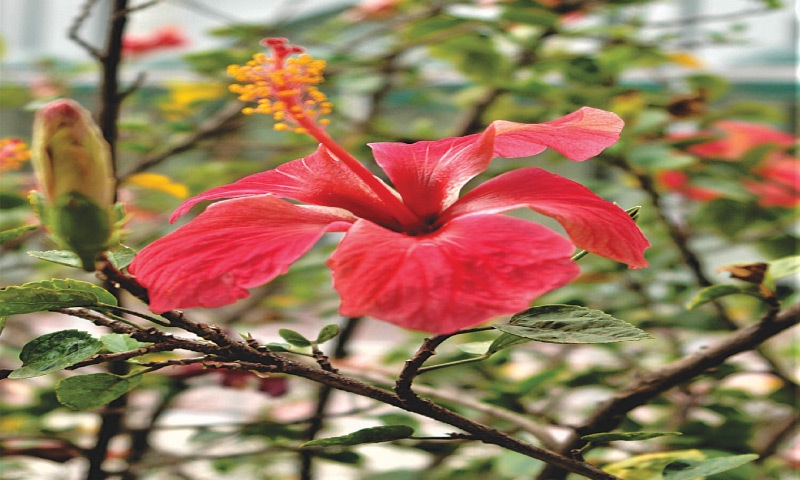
227 38 332 131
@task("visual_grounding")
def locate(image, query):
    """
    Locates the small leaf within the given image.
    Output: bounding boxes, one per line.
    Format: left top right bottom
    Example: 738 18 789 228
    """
685 284 761 310
106 244 137 269
265 342 292 352
583 432 682 443
100 334 149 353
30 245 135 269
9 330 104 378
29 250 84 268
494 305 652 344
56 373 143 411
487 332 533 354
301 425 414 448
315 324 340 344
662 453 759 480
457 341 493 355
278 328 312 348
0 225 37 244
767 255 800 282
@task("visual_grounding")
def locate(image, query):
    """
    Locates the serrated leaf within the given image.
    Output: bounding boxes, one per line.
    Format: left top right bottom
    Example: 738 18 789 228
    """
663 454 758 480
315 324 340 344
100 333 149 353
301 425 414 448
685 284 760 310
278 328 311 347
767 255 800 282
0 278 117 317
0 225 37 244
583 432 682 443
493 305 652 344
56 373 143 411
9 330 104 378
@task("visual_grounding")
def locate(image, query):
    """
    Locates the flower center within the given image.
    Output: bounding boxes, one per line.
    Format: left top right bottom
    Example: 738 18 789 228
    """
227 38 421 231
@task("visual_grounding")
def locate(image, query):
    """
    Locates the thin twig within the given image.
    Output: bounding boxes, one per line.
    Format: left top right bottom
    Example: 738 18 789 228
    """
68 0 103 59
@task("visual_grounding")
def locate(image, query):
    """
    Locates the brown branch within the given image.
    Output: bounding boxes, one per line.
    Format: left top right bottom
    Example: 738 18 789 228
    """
536 301 800 480
84 267 622 479
68 0 103 59
119 100 244 181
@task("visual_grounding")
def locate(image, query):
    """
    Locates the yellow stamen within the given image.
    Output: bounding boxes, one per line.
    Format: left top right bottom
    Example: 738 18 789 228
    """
227 38 332 131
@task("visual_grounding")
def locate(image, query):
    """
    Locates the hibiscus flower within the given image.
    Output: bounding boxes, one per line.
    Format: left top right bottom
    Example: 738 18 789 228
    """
129 38 649 333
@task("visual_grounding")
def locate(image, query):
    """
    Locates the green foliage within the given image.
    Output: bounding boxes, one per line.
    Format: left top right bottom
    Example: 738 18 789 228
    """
663 454 759 480
301 425 415 448
0 279 117 317
56 373 143 410
493 305 652 345
9 330 104 379
582 431 682 443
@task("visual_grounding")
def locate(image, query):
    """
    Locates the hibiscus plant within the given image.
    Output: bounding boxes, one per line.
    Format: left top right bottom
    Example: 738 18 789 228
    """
0 2 796 480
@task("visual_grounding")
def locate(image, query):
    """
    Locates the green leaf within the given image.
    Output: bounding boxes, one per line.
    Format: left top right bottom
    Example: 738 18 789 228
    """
487 332 533 354
315 324 340 344
0 225 37 244
767 255 800 282
457 341 493 355
278 328 312 348
493 305 652 344
265 342 292 352
100 334 149 353
56 373 143 411
9 330 104 379
29 244 135 269
685 284 761 310
583 432 682 443
301 425 414 448
604 450 706 479
662 454 759 480
0 278 117 317
0 316 6 335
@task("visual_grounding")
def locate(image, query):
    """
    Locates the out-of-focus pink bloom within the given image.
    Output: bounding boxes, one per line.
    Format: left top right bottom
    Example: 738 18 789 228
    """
662 120 798 207
129 38 649 334
745 152 800 208
344 0 402 21
656 170 722 202
122 27 188 56
677 120 795 160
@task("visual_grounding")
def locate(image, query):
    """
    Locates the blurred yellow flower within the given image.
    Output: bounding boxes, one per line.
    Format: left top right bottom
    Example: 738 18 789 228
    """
160 81 226 118
126 172 189 199
668 52 703 68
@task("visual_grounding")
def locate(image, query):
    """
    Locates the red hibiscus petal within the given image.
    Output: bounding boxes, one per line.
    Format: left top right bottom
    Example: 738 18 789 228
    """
130 195 354 312
327 215 580 334
369 128 495 219
444 168 650 268
170 145 401 229
491 107 624 161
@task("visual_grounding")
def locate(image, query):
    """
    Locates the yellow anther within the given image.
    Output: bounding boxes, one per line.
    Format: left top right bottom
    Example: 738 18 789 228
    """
227 38 333 133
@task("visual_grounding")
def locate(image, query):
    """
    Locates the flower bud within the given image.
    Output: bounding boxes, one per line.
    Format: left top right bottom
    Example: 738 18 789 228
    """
30 99 116 270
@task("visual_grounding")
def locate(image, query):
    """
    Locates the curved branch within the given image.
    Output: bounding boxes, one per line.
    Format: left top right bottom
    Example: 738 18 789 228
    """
536 301 800 479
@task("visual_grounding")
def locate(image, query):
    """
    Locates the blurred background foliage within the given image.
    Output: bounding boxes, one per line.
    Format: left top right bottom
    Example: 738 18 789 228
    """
0 0 797 479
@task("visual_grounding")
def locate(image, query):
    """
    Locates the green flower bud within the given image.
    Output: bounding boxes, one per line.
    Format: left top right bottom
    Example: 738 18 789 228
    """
30 99 116 270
